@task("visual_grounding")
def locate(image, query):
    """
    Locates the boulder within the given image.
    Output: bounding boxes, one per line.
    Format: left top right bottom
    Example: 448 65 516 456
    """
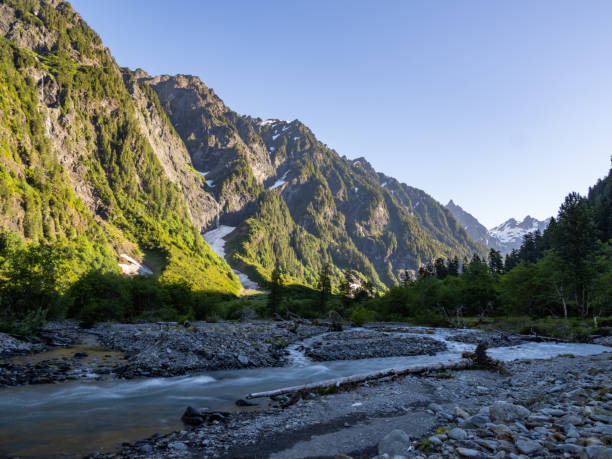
181 406 204 426
489 401 530 423
378 429 411 457
456 447 480 457
169 441 187 451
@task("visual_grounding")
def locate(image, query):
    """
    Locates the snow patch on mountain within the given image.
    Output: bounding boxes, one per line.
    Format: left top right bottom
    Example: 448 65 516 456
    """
269 170 289 190
202 226 261 291
202 225 235 258
446 200 550 254
489 216 550 245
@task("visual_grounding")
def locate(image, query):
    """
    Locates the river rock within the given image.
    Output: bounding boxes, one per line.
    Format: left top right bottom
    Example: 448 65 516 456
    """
235 398 257 407
465 415 489 428
561 413 584 425
378 429 411 456
455 447 480 457
489 401 530 423
168 441 187 451
447 428 467 441
588 446 612 459
454 406 470 420
515 438 542 455
429 436 443 447
181 406 204 426
564 424 579 438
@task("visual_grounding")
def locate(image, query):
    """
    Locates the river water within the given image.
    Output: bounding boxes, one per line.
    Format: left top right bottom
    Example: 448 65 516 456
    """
0 327 609 458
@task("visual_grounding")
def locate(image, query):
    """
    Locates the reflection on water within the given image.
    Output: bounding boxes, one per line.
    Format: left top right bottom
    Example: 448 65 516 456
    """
0 327 609 458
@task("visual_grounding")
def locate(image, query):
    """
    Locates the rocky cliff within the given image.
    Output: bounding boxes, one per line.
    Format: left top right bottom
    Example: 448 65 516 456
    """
142 74 486 288
0 0 240 293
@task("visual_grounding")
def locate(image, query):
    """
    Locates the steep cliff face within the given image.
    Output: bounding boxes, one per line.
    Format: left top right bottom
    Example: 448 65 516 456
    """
144 75 485 288
142 74 268 222
122 70 219 231
0 0 240 293
446 200 491 247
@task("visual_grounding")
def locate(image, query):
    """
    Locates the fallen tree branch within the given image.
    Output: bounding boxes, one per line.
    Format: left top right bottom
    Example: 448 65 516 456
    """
245 358 473 400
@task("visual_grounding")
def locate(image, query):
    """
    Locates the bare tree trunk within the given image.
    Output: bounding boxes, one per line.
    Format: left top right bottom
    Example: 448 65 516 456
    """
553 282 568 319
245 359 474 400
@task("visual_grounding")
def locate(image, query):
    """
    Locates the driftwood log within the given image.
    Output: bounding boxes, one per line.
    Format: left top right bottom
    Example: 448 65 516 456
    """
245 358 473 400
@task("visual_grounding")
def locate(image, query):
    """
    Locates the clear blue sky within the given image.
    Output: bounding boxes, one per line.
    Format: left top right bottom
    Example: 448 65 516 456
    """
72 0 612 228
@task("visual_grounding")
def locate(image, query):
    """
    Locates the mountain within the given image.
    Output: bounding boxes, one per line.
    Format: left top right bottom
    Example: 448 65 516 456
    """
489 216 550 253
446 200 550 255
0 0 484 295
445 200 490 247
141 74 486 288
0 0 241 293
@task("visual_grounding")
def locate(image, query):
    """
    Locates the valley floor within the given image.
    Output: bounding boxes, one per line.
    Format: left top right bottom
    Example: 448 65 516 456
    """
97 352 612 459
0 322 610 458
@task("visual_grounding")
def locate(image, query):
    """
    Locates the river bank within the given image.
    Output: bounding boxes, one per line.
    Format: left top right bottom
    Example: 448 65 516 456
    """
0 320 329 386
94 352 612 459
0 322 610 457
0 321 526 387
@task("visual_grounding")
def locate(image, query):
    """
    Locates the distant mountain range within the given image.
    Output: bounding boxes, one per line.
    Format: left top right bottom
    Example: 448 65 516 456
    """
446 200 550 255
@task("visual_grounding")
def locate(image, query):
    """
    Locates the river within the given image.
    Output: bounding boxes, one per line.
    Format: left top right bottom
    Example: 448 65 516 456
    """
0 327 609 458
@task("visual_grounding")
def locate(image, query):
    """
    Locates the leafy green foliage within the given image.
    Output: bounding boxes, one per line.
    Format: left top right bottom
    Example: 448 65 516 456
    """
0 1 240 300
364 162 612 325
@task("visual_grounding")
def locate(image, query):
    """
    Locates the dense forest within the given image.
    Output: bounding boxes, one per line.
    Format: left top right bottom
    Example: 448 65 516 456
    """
2 161 609 336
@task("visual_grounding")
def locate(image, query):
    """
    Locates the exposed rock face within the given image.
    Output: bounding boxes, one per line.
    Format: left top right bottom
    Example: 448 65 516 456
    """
0 0 240 292
141 74 485 288
123 70 218 230
446 199 491 247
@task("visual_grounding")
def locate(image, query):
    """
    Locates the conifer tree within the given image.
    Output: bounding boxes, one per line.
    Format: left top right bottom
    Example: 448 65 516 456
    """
317 263 332 313
447 256 459 277
434 257 448 279
488 249 504 274
267 263 283 315
552 192 598 317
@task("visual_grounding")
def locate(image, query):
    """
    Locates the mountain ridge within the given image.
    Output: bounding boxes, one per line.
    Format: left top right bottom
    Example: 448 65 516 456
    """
1 0 486 296
446 200 550 254
140 72 487 288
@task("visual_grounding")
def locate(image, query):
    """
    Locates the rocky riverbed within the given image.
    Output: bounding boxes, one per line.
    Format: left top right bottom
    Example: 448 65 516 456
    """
304 329 448 361
0 320 332 386
1 321 520 387
96 352 612 459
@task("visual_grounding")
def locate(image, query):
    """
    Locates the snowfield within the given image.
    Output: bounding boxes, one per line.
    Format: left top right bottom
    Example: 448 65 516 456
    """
269 171 289 190
118 254 153 276
202 226 261 291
